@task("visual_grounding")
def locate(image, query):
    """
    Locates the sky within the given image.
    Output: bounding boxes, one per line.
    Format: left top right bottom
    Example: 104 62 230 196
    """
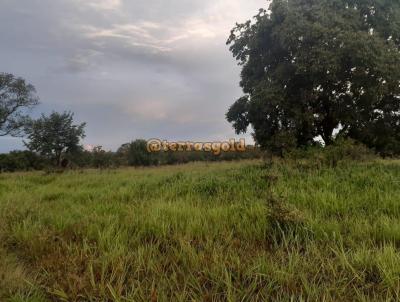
0 0 268 153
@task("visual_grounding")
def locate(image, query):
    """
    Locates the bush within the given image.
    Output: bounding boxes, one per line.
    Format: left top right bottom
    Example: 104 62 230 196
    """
287 139 375 168
0 151 47 172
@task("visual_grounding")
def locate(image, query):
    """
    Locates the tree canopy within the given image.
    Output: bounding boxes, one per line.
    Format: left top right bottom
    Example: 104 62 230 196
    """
0 73 39 137
227 0 400 155
25 111 86 166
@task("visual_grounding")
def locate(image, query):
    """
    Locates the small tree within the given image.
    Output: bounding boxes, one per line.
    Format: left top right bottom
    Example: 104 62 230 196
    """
25 111 86 166
117 139 157 167
0 73 39 136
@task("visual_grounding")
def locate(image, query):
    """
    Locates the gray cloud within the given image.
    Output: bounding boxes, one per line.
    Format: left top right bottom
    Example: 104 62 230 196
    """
0 0 267 152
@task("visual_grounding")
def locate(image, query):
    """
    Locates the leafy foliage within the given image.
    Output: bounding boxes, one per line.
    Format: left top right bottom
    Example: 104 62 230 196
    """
0 150 46 172
0 73 39 137
24 111 86 166
117 139 158 167
227 0 400 155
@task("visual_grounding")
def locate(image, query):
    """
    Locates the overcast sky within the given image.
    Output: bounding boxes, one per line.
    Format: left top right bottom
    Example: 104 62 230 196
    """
0 0 268 153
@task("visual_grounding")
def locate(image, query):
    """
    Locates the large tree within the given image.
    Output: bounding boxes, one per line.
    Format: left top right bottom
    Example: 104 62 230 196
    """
227 0 400 154
25 111 86 166
0 73 39 136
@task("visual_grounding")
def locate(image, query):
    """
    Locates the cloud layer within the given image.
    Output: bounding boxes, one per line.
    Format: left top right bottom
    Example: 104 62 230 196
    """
0 0 267 152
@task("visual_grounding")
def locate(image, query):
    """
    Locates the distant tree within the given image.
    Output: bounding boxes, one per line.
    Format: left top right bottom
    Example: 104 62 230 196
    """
117 139 157 167
90 146 114 168
227 0 400 155
25 111 86 166
0 73 39 136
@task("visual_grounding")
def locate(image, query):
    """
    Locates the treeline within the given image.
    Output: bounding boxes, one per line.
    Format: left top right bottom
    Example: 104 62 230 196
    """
0 140 263 172
0 73 262 172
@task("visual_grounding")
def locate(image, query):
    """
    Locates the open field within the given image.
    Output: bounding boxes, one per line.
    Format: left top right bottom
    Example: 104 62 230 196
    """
0 159 400 301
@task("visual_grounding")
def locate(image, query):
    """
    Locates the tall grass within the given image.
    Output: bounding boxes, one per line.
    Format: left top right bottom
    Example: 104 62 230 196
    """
0 159 399 301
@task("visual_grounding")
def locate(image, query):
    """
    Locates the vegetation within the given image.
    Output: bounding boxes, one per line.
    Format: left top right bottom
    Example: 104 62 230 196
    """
1 1 399 301
1 3 399 299
24 111 86 167
226 0 400 155
0 151 47 172
0 139 263 172
117 140 159 167
0 73 39 137
0 158 399 301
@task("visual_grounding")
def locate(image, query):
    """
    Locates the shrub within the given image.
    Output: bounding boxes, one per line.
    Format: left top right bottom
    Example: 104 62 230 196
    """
287 139 375 168
0 151 46 172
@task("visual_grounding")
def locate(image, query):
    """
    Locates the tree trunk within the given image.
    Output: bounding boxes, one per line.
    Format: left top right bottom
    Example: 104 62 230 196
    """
321 117 335 146
55 152 62 167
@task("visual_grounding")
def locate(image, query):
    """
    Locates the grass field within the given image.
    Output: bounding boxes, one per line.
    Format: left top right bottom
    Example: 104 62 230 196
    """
0 159 400 301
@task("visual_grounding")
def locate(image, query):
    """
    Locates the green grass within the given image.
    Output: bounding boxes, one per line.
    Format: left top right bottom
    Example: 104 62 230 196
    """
0 159 399 301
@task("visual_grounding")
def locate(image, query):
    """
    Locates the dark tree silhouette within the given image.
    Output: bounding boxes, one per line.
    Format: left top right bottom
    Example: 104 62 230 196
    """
25 111 86 166
0 73 39 136
227 0 400 155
